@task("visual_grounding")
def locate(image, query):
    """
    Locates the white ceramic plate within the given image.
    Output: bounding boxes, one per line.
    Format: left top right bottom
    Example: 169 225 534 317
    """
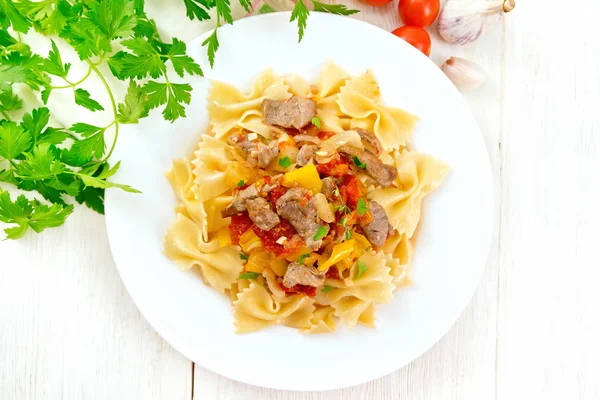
105 12 493 391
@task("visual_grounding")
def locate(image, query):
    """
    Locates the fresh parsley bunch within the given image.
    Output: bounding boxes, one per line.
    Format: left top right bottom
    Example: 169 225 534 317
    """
183 0 359 66
0 0 202 239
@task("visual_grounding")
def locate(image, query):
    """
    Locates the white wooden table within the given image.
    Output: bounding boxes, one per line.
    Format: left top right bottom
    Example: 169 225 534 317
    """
2 1 599 399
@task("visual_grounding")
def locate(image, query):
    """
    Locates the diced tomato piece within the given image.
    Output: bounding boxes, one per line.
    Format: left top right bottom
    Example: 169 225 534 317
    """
252 219 301 258
229 213 253 245
326 266 339 279
277 280 317 297
269 185 288 207
317 131 336 140
317 158 349 177
341 175 361 207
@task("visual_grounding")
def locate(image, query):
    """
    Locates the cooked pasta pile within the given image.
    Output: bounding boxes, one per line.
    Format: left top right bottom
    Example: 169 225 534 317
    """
164 62 449 333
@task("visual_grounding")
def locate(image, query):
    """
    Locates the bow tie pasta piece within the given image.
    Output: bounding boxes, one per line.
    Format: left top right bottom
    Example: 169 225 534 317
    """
207 69 291 138
190 135 238 202
368 150 449 238
301 306 337 334
166 158 209 241
284 74 313 97
315 61 350 99
331 297 376 329
164 213 243 294
232 280 315 334
337 75 419 151
382 233 413 289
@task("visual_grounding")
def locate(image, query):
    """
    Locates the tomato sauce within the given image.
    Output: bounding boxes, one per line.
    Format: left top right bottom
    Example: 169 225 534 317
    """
317 158 349 177
340 175 361 207
268 185 288 207
277 279 317 297
252 219 301 258
326 266 340 279
229 213 253 245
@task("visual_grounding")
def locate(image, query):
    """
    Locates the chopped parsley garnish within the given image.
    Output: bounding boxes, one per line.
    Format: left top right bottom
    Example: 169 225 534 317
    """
352 156 366 169
355 260 368 279
333 188 340 198
338 217 348 226
345 229 352 240
237 180 245 187
321 285 334 293
239 252 248 260
356 198 369 215
313 225 328 241
335 204 351 214
279 156 292 168
311 116 322 129
239 272 260 279
297 253 311 265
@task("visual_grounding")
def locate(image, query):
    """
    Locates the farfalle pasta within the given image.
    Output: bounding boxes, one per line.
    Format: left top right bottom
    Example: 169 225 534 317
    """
164 62 448 333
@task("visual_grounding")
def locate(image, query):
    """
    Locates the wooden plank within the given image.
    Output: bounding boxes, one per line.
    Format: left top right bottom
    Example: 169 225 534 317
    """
496 1 600 399
193 1 504 398
0 208 191 400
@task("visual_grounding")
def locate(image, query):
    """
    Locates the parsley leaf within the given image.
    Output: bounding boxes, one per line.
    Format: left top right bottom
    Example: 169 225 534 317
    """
167 38 203 78
77 161 140 193
313 225 328 241
311 1 360 16
258 3 274 13
356 198 368 215
321 285 333 293
88 0 137 40
338 216 347 226
239 252 248 260
297 253 310 265
0 191 74 240
76 186 105 214
279 156 292 168
353 156 366 169
237 180 245 187
0 121 31 160
74 88 105 112
215 0 234 25
182 0 211 21
0 65 27 91
311 116 321 129
142 81 192 122
239 271 260 279
14 143 65 181
345 229 352 240
202 27 219 68
117 80 149 123
0 87 23 114
290 0 309 42
355 260 368 279
44 40 71 78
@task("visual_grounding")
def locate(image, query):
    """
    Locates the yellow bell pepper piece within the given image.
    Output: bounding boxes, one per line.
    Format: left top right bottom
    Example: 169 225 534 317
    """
285 246 312 262
239 229 262 253
282 163 322 194
270 258 289 276
246 251 269 274
215 226 232 247
318 239 356 271
352 233 372 250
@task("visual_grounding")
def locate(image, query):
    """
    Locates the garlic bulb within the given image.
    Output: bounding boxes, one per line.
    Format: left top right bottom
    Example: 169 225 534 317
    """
442 57 487 90
438 0 515 45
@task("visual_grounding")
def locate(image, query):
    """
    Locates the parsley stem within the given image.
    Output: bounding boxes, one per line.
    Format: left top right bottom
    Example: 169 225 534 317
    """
0 110 9 120
50 65 93 89
16 32 22 43
86 60 119 162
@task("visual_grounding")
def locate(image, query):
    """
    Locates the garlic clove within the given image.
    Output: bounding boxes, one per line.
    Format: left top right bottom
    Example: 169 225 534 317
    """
438 0 516 45
442 57 487 90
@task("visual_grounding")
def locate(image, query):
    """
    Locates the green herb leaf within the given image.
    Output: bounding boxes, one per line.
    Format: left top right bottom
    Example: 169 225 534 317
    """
290 0 309 42
167 38 203 78
0 65 27 91
44 40 71 78
117 80 149 123
335 204 350 214
297 253 310 265
356 198 368 215
355 260 367 279
75 186 105 214
352 156 366 169
0 121 31 160
182 0 212 21
332 187 340 198
77 161 140 193
74 88 105 112
0 87 23 113
239 271 260 279
321 285 333 293
88 0 137 41
258 3 275 14
215 0 234 25
311 0 360 16
311 116 321 129
345 229 352 240
239 252 248 260
0 191 74 240
338 216 347 226
142 81 192 122
313 225 328 241
238 0 253 12
14 143 65 181
201 27 219 68
279 156 292 168
237 180 245 187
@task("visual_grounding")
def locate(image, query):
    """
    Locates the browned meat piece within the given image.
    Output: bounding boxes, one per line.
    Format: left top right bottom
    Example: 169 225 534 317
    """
262 174 282 193
231 133 279 168
355 128 383 155
262 96 317 129
296 144 316 167
339 146 397 187
246 197 280 231
282 262 325 288
221 184 259 217
321 177 339 200
275 187 328 251
360 201 392 247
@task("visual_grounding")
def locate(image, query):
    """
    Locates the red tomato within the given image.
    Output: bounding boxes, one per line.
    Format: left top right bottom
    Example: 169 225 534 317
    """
362 0 393 6
341 175 361 208
229 213 253 245
398 0 440 27
392 26 431 56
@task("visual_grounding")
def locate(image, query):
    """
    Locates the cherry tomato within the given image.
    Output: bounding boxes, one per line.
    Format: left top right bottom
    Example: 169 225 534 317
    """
398 0 440 27
362 0 393 6
392 26 431 56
